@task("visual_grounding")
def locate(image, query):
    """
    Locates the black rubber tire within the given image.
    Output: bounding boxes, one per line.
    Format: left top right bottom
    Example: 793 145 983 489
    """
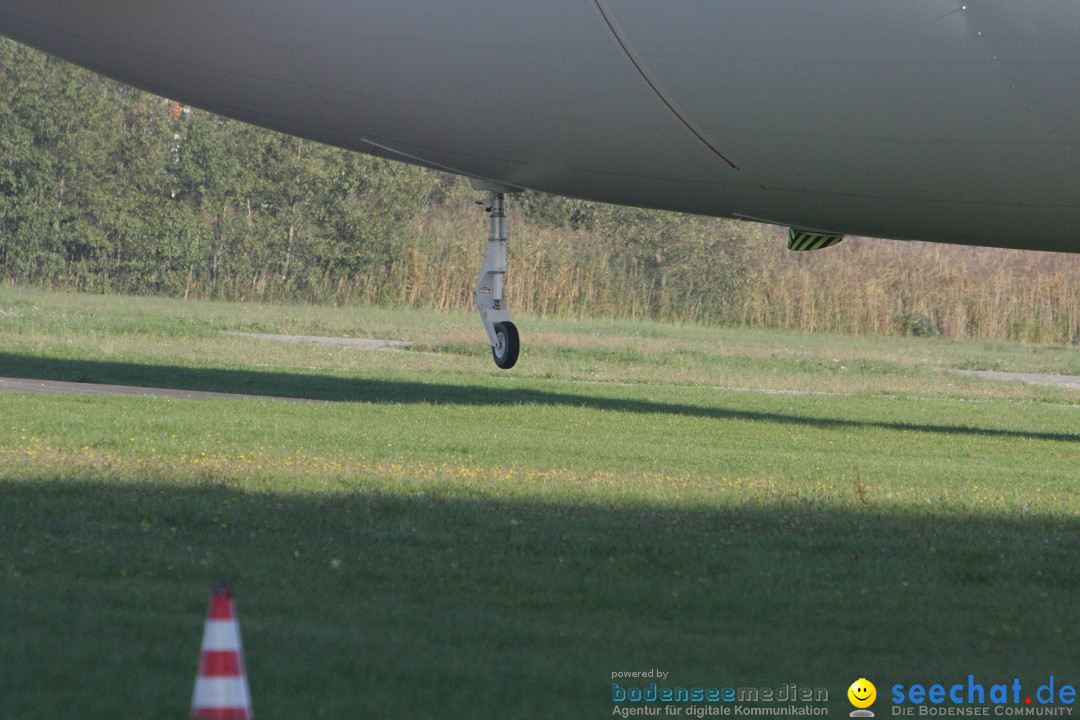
491 321 520 369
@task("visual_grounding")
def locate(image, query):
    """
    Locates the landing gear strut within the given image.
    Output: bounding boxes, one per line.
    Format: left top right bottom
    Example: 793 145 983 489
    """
475 189 520 369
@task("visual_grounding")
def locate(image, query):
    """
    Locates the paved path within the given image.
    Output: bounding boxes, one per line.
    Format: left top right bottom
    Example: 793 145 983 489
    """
955 370 1080 389
0 377 316 402
221 332 412 348
0 334 415 401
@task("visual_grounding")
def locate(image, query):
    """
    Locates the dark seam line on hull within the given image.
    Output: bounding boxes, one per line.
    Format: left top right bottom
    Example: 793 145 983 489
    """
592 0 740 171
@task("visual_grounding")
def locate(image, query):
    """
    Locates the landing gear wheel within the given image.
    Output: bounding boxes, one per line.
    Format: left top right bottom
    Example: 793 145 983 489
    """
474 189 522 369
492 321 519 369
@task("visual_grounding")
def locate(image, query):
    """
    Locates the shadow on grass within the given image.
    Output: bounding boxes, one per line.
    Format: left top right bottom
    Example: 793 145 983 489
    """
0 352 1077 443
1 476 1079 719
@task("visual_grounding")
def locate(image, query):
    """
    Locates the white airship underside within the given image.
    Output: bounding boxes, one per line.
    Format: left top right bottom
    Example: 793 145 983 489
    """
1 1 1078 366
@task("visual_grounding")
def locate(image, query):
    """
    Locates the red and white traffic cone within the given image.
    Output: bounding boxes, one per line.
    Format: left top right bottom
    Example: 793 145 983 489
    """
191 583 253 720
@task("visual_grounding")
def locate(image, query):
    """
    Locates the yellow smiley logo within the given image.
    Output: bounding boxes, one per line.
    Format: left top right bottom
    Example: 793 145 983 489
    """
848 679 877 709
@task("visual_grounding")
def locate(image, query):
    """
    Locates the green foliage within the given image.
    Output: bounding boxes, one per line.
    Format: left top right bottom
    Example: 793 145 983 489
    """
0 39 432 301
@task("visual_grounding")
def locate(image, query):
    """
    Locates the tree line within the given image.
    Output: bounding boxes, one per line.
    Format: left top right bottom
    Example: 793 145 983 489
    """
1 38 1077 343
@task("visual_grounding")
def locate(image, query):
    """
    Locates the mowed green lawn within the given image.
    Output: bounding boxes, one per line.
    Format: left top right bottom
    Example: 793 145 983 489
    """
1 288 1078 719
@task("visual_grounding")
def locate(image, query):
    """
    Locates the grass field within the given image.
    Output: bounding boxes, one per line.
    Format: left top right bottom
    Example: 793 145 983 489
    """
1 287 1078 719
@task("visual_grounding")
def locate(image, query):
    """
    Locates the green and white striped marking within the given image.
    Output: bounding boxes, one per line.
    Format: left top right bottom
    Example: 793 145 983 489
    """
788 228 844 251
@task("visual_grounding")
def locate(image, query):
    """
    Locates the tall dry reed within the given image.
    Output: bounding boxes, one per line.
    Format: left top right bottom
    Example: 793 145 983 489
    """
359 207 1080 344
